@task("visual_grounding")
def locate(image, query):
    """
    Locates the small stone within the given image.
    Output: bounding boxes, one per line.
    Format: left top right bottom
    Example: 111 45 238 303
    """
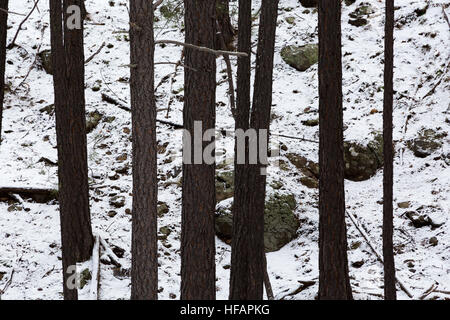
116 153 128 162
429 237 438 246
107 210 118 217
110 195 126 208
397 201 411 209
351 260 364 268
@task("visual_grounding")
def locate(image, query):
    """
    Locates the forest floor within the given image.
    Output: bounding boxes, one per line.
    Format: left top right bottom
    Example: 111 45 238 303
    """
0 0 449 300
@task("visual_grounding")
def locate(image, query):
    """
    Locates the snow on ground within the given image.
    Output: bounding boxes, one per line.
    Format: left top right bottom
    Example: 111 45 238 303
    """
0 0 449 300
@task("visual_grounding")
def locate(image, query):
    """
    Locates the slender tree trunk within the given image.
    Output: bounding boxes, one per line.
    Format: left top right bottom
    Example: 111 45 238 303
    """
0 0 7 144
229 0 254 300
181 0 216 300
318 0 352 300
230 0 279 300
129 0 158 300
50 0 93 300
383 0 397 301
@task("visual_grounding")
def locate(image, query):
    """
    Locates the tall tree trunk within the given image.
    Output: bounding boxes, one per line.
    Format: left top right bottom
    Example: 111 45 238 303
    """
230 0 279 300
318 0 352 300
383 0 397 301
215 0 235 50
181 0 216 300
129 0 158 300
50 0 93 300
0 0 7 144
229 0 254 300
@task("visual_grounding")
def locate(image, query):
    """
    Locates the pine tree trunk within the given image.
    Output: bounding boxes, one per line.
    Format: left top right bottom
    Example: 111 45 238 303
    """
383 0 397 301
230 0 279 300
229 0 253 300
129 0 158 300
50 0 93 300
318 0 353 300
0 0 8 144
181 0 217 300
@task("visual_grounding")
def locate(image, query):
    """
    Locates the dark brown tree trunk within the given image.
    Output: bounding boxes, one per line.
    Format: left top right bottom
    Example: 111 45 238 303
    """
229 0 254 300
0 0 7 144
215 0 235 50
383 0 397 301
129 0 158 300
181 0 216 300
230 0 279 300
50 0 93 300
318 0 352 300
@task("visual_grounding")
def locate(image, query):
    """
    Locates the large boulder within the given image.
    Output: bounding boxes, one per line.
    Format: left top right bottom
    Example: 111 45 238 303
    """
215 193 299 252
286 134 384 182
406 129 446 158
281 44 318 71
343 134 384 181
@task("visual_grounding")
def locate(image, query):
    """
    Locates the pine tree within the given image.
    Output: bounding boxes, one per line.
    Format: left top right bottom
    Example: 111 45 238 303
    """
317 0 353 300
230 0 279 300
383 0 397 300
49 0 93 300
230 0 253 299
129 0 158 300
181 0 217 300
0 0 8 144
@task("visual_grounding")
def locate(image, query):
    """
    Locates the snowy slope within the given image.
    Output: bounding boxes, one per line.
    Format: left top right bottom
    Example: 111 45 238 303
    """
0 0 448 300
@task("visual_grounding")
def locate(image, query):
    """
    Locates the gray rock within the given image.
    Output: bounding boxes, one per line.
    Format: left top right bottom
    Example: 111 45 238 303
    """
215 193 299 252
281 44 318 71
348 2 374 27
407 128 446 158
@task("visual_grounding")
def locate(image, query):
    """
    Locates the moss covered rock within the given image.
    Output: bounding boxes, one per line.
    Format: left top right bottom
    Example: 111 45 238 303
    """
281 44 318 71
38 50 53 75
215 194 299 252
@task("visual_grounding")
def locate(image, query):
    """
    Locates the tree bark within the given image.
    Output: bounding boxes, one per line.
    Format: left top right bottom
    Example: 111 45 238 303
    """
129 0 158 300
0 0 7 144
318 0 353 300
383 0 397 301
229 0 254 300
50 0 93 300
181 0 216 300
230 0 279 300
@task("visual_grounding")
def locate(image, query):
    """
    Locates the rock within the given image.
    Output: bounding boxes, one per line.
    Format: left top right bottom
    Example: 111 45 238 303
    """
348 2 374 27
351 260 364 268
405 211 444 229
343 134 384 181
158 226 172 241
344 0 356 5
406 129 446 158
79 268 92 290
299 0 317 8
281 44 318 71
107 210 117 217
38 50 53 74
429 237 438 246
397 201 411 209
215 193 299 252
110 195 126 208
300 176 318 189
301 118 319 127
286 153 319 179
216 171 234 202
86 110 103 134
157 202 169 217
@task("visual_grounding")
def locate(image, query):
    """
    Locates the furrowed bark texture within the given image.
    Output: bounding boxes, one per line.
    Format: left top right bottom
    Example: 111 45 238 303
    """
318 0 353 300
50 0 93 300
129 0 158 300
383 0 397 301
181 0 217 300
